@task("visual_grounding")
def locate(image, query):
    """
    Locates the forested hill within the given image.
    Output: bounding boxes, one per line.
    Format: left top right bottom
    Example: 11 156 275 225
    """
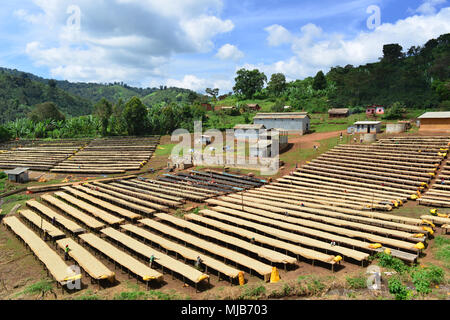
0 67 200 123
327 33 450 109
0 70 93 123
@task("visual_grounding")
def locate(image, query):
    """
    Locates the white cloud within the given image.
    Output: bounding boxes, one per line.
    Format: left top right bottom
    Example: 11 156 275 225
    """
17 0 234 84
165 75 233 92
264 24 293 46
215 44 244 61
250 7 450 80
415 0 447 15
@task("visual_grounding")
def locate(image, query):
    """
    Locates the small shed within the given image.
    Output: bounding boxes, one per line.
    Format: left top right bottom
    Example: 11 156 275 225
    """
4 167 29 183
354 121 382 133
328 108 349 118
247 104 261 111
418 112 450 132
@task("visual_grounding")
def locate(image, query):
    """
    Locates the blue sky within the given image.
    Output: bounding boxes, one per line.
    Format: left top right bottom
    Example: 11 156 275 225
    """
1 0 449 93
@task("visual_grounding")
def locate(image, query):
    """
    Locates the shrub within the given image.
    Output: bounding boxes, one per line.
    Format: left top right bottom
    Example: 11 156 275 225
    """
376 253 409 273
388 277 410 300
411 265 445 295
346 275 367 290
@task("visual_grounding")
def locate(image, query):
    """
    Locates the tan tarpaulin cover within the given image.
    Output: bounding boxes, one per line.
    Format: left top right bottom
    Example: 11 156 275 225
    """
200 208 369 261
154 213 296 265
79 233 162 281
209 201 420 252
19 209 65 238
72 185 155 215
62 186 142 220
110 182 183 202
41 194 105 230
56 238 115 281
254 186 422 233
26 200 83 233
420 215 450 225
101 227 208 284
121 224 241 279
226 193 422 244
91 182 173 210
139 218 273 280
185 213 336 264
54 191 124 225
124 179 208 201
3 217 76 283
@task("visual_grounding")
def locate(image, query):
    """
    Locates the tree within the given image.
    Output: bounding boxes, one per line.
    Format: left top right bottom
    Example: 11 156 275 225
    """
312 71 327 91
382 44 403 62
267 73 287 97
94 98 112 136
123 97 148 136
233 69 267 99
28 102 65 123
383 102 405 120
205 88 219 100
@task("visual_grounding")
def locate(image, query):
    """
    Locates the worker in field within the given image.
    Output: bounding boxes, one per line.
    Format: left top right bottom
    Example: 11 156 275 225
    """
43 229 48 241
340 132 343 141
442 178 445 185
52 216 56 225
250 237 256 244
195 256 203 270
64 245 70 261
149 254 157 268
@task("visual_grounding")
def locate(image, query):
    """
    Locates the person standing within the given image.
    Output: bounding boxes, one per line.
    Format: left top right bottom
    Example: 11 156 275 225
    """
195 256 203 270
64 245 70 261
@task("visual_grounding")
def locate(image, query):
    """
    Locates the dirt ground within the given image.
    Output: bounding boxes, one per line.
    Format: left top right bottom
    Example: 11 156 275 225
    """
1 131 450 300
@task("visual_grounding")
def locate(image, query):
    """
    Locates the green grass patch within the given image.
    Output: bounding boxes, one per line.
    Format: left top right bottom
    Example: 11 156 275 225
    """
1 194 32 214
15 280 53 297
433 236 450 266
296 275 327 296
238 284 267 300
346 275 367 290
155 143 178 157
74 290 101 300
280 136 341 166
114 289 186 300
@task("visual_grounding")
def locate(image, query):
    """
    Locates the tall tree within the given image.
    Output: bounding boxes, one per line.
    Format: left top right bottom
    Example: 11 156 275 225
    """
28 102 65 123
233 69 267 99
123 96 148 136
382 44 404 62
94 98 113 136
205 88 219 100
268 73 287 97
312 71 327 91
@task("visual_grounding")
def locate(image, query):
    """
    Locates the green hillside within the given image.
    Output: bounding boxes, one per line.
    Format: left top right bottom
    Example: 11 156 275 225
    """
0 70 93 123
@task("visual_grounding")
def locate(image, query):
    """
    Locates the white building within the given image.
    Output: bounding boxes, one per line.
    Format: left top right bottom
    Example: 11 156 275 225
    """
353 121 382 133
253 113 310 134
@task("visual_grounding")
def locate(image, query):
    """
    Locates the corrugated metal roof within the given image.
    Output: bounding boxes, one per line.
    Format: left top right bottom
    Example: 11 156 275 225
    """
254 112 309 120
418 112 450 119
233 124 265 130
4 167 29 175
354 121 381 125
328 108 349 114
